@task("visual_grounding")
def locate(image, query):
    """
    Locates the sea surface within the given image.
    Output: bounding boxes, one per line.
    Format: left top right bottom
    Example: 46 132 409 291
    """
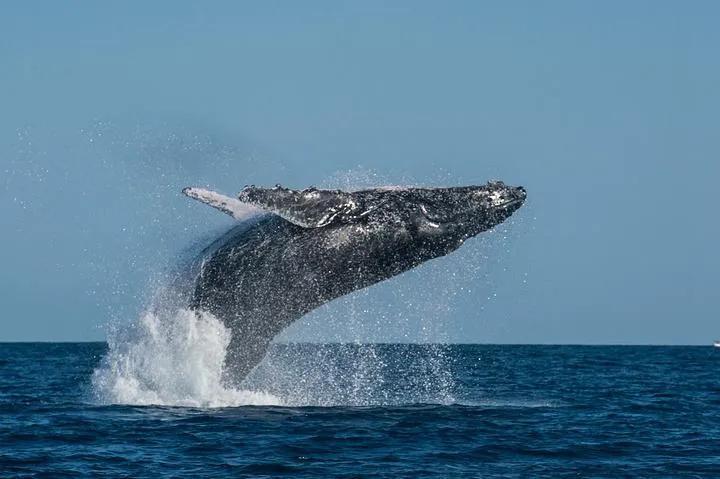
1 343 719 478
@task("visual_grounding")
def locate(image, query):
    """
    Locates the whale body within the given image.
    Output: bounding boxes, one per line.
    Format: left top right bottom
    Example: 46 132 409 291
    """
183 182 527 382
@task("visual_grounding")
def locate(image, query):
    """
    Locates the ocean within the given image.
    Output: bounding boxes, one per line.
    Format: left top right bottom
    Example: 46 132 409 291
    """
1 342 718 477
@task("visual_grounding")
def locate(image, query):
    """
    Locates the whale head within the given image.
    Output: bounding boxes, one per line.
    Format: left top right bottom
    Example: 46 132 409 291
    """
404 181 527 247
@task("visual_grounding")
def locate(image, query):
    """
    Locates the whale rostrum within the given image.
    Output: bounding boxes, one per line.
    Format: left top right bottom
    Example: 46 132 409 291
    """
183 183 527 382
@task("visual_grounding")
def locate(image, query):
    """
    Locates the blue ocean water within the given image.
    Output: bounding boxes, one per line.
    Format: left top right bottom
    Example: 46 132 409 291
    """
1 343 719 478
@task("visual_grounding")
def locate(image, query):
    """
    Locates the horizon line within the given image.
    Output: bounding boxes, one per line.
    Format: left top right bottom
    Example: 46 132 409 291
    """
0 341 716 347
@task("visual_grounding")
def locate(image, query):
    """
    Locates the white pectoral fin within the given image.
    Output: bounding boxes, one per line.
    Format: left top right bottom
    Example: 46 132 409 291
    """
182 187 262 220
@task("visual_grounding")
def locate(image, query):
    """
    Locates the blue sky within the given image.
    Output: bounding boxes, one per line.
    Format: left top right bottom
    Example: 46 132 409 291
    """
1 1 718 343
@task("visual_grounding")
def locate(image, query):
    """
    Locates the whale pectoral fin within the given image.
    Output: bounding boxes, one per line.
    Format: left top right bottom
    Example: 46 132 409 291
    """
182 187 262 220
237 185 361 228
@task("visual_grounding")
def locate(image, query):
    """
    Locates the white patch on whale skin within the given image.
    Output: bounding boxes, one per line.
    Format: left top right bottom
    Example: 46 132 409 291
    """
419 205 441 229
317 209 342 227
487 190 503 205
474 189 513 208
183 187 262 220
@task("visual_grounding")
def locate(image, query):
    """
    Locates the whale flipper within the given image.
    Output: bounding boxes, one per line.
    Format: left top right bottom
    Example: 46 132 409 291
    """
182 187 262 220
237 185 363 228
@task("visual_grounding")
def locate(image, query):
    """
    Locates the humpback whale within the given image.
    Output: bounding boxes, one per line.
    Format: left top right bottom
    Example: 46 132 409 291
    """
183 182 527 382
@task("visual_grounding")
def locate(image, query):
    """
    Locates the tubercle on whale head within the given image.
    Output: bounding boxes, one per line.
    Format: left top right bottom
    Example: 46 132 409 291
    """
471 181 527 220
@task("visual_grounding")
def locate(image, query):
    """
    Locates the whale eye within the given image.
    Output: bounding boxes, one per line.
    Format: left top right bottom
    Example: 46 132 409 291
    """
419 203 445 223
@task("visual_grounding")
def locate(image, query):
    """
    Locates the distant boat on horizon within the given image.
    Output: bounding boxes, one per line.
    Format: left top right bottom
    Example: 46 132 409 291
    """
714 340 720 348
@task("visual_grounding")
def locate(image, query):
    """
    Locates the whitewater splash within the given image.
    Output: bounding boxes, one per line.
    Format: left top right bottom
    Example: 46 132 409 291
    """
91 305 456 408
91 309 281 407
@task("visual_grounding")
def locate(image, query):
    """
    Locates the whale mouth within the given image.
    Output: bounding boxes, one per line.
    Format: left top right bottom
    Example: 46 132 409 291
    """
483 186 526 210
494 195 525 210
498 186 526 210
498 198 524 209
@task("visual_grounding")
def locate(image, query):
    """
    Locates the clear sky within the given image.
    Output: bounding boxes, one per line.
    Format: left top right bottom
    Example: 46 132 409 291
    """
1 1 718 343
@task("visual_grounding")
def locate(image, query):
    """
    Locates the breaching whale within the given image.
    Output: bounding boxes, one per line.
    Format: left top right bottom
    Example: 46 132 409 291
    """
183 182 527 382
